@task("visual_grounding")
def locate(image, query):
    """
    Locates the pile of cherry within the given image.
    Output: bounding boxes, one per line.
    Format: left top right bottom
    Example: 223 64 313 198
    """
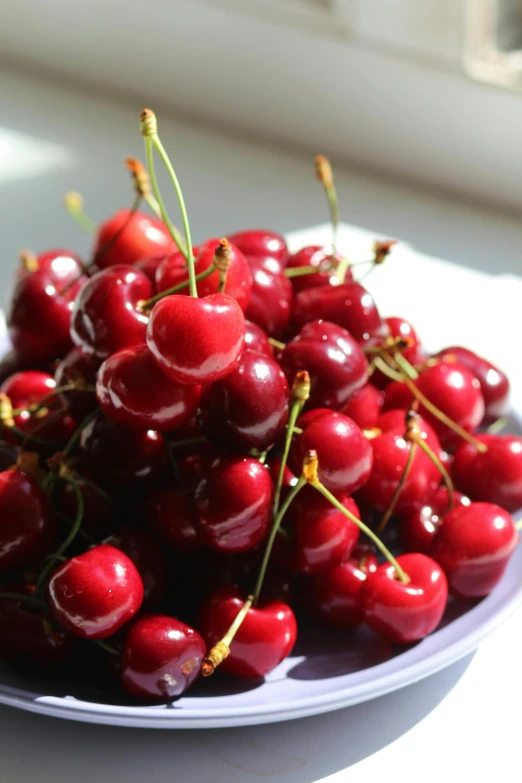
0 110 521 705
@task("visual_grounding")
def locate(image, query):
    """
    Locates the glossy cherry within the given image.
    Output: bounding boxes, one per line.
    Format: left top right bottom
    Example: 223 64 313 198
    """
199 585 297 678
431 502 518 597
48 544 144 639
96 343 202 431
286 246 348 294
145 487 202 552
121 614 206 700
386 317 423 364
135 254 164 284
245 257 293 338
453 434 522 512
71 265 152 359
341 383 383 430
360 553 448 643
244 319 273 357
399 488 469 554
0 469 55 570
280 320 368 410
290 411 373 495
195 457 273 553
199 349 288 451
227 229 289 265
93 209 176 270
146 292 245 385
54 347 100 418
104 527 168 606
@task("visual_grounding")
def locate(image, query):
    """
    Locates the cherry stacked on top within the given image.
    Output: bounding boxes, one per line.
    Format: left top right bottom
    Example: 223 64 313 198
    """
0 138 520 705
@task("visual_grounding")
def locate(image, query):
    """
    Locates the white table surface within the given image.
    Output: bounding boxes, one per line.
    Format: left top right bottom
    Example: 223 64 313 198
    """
1 66 522 783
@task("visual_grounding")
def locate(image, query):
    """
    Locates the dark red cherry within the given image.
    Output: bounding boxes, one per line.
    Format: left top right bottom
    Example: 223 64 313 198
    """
431 502 518 597
104 527 168 606
245 258 293 338
7 250 86 363
71 265 152 359
341 384 383 430
227 229 289 265
286 246 348 294
80 414 168 486
147 293 246 385
48 544 144 639
292 282 387 345
399 488 469 554
199 350 288 451
145 487 202 551
197 549 293 605
0 349 54 385
279 485 360 575
0 585 73 667
121 614 206 700
290 411 373 495
195 457 272 553
377 409 442 453
134 254 163 284
93 209 175 270
453 434 522 512
382 380 414 412
386 317 423 364
267 456 296 488
96 344 202 431
244 319 273 357
360 553 448 643
54 347 100 418
303 545 379 627
55 474 115 538
435 346 510 424
199 585 297 678
0 469 55 570
280 320 368 410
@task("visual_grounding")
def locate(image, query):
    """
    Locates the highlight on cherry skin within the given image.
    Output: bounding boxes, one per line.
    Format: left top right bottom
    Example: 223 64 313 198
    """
0 107 520 706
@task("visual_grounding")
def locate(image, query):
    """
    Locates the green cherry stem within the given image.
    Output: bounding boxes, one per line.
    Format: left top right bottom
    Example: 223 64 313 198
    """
95 639 119 656
315 155 339 253
0 592 48 609
377 440 417 534
284 264 333 278
415 436 455 513
268 337 286 351
391 351 419 381
371 356 404 383
64 192 97 234
273 371 310 517
139 265 216 312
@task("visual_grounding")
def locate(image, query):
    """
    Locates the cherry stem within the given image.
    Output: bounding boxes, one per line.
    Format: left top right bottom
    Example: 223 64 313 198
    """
95 639 119 656
162 433 181 489
273 371 310 517
8 425 62 451
64 192 97 234
62 409 100 460
139 265 216 311
371 355 404 383
487 417 508 434
284 264 332 278
515 519 522 532
415 437 455 514
377 440 417 533
391 351 419 381
315 155 339 253
10 383 81 418
334 256 351 285
0 592 48 609
201 595 254 677
268 337 286 351
168 436 208 450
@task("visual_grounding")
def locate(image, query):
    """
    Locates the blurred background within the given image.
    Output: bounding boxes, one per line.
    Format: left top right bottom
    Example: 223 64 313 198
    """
1 0 522 292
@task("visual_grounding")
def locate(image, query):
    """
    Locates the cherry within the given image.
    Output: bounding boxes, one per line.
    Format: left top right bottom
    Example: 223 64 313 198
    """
359 553 448 643
453 434 522 512
341 383 383 430
0 469 55 570
55 474 115 538
244 319 273 357
399 488 469 554
196 549 293 604
195 457 272 552
71 265 152 359
292 282 387 345
93 209 176 270
227 229 289 265
0 440 19 472
386 317 423 365
145 487 202 552
382 380 414 412
431 502 518 597
54 348 100 418
80 414 168 486
267 456 296 488
121 614 206 701
156 238 253 312
199 585 297 678
135 254 164 284
48 544 144 639
7 250 86 363
435 346 510 424
104 527 168 606
377 409 442 452
278 485 360 575
245 258 293 338
147 293 245 385
199 350 289 451
280 320 368 410
96 343 202 431
303 545 379 628
286 246 348 294
290 411 373 495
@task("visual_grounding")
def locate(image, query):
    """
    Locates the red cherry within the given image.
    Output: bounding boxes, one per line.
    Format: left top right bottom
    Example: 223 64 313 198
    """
245 257 293 338
146 293 246 385
195 457 273 553
341 384 383 430
360 553 448 643
196 549 293 605
96 344 202 431
280 320 368 410
435 346 510 424
48 544 144 639
292 282 387 345
431 502 518 597
104 527 168 606
55 474 115 538
145 487 202 552
7 250 86 363
227 229 289 265
244 319 273 357
290 411 373 495
453 434 522 512
386 317 423 364
303 545 379 627
93 209 175 270
0 469 55 570
121 614 206 700
286 246 348 294
199 585 297 678
399 488 469 553
199 350 289 451
382 380 414 412
54 348 100 418
267 456 296 488
377 409 442 453
134 254 164 284
71 265 152 359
